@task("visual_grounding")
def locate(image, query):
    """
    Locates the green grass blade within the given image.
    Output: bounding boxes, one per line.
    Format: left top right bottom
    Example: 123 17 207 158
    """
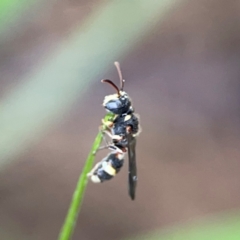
58 113 114 240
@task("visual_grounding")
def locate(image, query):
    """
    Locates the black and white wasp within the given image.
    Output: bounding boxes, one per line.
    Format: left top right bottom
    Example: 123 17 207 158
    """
87 62 141 200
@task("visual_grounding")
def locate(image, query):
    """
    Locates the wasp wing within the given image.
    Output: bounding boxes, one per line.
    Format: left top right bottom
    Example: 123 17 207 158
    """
127 133 137 200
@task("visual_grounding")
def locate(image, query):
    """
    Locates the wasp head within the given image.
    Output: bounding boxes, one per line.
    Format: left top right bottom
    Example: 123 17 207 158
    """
103 91 131 115
101 62 133 115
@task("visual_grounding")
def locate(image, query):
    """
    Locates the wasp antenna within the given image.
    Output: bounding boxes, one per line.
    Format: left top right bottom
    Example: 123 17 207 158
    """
114 61 124 91
101 79 120 96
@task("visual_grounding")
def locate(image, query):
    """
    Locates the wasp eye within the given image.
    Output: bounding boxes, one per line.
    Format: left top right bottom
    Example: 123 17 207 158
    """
106 101 119 110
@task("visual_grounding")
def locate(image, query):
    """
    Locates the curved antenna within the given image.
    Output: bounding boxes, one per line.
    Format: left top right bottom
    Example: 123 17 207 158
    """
114 61 125 91
101 79 120 96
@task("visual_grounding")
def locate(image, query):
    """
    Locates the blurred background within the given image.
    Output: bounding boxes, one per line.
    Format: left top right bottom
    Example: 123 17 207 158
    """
0 0 240 239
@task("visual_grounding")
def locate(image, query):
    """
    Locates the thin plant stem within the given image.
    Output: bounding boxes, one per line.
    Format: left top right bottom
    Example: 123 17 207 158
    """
58 112 114 240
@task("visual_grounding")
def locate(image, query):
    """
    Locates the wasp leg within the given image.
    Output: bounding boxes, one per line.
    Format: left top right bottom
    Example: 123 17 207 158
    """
93 145 110 155
87 161 102 177
92 128 112 155
93 140 120 155
102 129 111 146
102 130 123 142
101 118 114 129
94 141 124 155
126 126 132 133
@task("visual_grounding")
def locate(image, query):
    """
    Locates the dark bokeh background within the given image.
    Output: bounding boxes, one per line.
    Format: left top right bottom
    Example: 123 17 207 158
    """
1 0 240 239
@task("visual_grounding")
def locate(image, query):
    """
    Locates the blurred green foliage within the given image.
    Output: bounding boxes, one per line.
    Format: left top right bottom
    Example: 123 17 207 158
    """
0 0 33 31
127 211 240 240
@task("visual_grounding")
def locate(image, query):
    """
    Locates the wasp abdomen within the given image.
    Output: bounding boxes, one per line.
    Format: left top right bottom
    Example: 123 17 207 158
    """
89 152 124 183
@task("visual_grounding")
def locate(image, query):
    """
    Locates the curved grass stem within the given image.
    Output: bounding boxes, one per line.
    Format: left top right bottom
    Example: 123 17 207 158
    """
58 112 114 240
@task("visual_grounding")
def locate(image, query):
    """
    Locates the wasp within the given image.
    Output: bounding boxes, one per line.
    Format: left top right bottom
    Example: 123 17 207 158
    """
87 62 141 200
